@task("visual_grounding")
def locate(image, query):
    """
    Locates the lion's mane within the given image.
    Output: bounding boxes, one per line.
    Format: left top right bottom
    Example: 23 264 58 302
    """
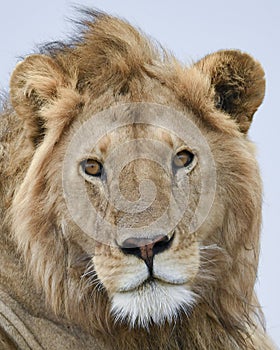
0 10 275 350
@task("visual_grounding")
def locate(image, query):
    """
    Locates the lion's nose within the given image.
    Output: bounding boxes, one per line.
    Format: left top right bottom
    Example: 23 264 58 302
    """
119 234 174 271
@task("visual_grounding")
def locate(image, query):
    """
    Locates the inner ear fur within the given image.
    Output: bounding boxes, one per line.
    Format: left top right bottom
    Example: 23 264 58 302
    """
195 50 265 133
10 55 67 146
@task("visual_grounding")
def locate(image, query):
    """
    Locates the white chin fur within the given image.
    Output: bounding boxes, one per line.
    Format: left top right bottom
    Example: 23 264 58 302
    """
111 281 196 328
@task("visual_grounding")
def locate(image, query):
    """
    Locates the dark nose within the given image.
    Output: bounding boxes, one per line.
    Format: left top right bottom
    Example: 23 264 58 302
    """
119 234 174 271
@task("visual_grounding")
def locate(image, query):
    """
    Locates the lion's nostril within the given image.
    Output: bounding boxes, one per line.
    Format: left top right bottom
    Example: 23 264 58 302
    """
119 234 174 271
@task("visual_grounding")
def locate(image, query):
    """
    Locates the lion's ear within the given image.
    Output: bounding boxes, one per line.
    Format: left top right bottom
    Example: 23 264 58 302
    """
10 55 67 146
194 50 265 133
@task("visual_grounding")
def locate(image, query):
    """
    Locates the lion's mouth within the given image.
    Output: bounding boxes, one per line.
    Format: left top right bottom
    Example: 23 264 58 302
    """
119 276 172 293
117 270 189 293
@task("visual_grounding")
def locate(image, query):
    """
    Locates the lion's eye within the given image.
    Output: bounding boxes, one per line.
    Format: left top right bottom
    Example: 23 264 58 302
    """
81 159 103 177
173 150 194 169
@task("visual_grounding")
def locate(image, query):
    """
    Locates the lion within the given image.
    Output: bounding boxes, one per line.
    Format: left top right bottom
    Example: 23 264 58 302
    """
0 9 276 350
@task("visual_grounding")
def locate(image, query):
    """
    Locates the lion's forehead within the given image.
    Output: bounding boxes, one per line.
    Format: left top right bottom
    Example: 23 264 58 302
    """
93 124 180 156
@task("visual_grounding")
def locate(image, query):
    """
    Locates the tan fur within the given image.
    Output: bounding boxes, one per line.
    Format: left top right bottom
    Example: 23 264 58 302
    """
0 10 276 350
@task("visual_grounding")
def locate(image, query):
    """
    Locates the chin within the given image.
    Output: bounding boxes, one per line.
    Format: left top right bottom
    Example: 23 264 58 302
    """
110 280 196 328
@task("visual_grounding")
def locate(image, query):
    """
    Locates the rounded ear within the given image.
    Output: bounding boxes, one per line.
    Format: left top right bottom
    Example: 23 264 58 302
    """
194 50 265 133
10 55 67 145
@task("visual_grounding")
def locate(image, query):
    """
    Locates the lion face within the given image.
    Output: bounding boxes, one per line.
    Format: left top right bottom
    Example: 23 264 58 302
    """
62 103 211 327
57 98 238 328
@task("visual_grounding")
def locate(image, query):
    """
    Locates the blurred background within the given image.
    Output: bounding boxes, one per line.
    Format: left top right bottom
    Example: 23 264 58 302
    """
0 0 279 346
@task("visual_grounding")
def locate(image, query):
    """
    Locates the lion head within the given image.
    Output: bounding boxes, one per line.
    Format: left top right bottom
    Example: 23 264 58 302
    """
5 10 274 350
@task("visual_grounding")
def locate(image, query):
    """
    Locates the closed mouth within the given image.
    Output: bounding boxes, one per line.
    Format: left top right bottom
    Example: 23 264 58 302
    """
118 276 186 293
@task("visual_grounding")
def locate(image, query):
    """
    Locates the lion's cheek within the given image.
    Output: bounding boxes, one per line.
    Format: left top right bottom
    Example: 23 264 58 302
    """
93 253 149 294
153 246 200 285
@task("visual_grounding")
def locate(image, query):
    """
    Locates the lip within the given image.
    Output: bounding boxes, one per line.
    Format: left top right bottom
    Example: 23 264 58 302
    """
117 276 187 293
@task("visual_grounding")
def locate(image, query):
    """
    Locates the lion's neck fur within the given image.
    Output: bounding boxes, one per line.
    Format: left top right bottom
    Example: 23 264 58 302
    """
75 291 265 350
0 112 35 303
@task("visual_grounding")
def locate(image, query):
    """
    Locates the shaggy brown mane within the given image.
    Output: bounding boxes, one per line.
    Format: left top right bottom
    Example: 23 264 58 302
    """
0 9 275 350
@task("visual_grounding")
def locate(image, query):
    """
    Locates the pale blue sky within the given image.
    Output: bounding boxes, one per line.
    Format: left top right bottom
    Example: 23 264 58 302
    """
1 0 279 346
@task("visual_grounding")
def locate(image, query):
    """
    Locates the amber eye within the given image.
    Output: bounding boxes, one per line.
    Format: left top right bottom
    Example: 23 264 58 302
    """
81 159 103 177
173 150 194 169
